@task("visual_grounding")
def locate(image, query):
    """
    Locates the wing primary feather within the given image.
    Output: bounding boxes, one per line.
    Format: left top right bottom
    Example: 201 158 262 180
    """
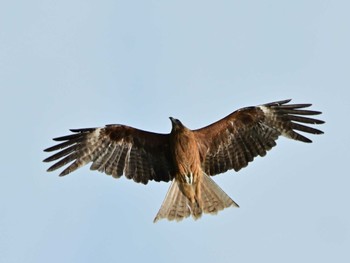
46 152 78 172
286 115 325 124
69 128 96 132
44 139 81 152
51 128 95 141
59 160 85 177
290 122 324 134
52 133 82 142
278 109 322 115
276 103 312 109
43 144 77 162
262 99 292 106
290 131 313 143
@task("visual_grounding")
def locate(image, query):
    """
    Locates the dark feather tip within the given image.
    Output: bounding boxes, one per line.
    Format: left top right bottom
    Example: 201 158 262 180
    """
70 128 95 133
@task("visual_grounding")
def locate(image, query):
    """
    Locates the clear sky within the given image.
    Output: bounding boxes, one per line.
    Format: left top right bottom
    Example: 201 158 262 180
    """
1 0 349 262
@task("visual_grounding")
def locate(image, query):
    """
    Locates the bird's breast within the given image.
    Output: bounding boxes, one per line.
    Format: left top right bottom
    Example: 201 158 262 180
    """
171 131 202 184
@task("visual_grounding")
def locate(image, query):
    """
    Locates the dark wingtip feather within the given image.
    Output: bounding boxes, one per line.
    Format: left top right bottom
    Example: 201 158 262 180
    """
306 110 322 115
46 166 56 172
295 133 313 143
43 145 76 162
51 128 95 142
53 133 81 142
264 100 325 143
313 128 324 135
59 170 69 177
310 118 325 125
69 128 96 133
263 99 292 107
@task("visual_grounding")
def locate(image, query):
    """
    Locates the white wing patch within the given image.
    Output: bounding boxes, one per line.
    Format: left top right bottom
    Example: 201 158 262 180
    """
259 105 292 139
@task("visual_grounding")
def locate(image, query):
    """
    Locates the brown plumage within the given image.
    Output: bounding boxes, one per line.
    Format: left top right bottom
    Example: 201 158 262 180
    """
43 99 324 222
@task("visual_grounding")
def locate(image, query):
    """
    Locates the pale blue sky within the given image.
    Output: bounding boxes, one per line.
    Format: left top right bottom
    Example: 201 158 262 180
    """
1 1 349 262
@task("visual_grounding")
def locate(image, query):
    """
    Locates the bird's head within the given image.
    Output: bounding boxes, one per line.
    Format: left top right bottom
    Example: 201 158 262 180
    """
169 117 185 132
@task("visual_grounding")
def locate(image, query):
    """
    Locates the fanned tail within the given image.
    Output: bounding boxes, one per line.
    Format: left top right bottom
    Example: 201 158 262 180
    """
153 180 201 223
153 173 238 223
199 173 239 214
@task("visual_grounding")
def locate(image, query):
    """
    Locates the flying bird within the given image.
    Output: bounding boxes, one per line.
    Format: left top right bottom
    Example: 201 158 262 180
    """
43 99 324 222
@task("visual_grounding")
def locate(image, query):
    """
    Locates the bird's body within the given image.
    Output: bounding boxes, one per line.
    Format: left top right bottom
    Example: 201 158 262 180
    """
170 119 201 202
155 118 237 222
44 99 324 222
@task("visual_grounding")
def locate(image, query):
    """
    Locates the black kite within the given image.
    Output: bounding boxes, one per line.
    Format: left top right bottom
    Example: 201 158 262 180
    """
43 99 324 222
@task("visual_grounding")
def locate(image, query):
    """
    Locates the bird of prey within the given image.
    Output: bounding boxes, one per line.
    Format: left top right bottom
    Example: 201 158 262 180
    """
43 99 324 222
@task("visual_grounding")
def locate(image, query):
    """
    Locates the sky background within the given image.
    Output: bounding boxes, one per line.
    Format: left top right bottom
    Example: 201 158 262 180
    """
1 0 349 262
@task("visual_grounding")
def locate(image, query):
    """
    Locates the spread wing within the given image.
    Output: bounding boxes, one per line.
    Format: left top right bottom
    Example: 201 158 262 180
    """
194 99 324 176
43 125 175 184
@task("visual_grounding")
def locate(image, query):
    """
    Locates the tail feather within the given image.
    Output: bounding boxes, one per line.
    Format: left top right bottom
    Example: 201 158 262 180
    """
200 173 239 214
153 173 238 223
153 180 193 223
